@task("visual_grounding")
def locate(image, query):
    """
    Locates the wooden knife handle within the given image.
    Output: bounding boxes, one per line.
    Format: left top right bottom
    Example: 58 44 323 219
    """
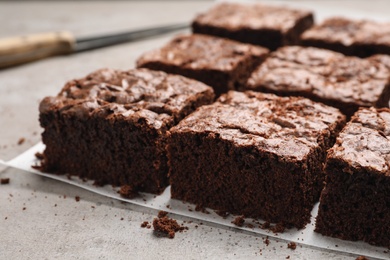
0 31 75 69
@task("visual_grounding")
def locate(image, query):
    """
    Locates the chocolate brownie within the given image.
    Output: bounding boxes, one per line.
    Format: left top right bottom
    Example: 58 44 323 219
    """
168 91 345 228
136 34 268 96
192 3 314 50
316 107 390 248
245 46 390 118
301 17 390 57
38 68 214 194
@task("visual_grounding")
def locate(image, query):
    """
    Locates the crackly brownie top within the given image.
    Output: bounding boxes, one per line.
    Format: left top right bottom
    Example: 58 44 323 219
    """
136 34 268 72
193 3 312 32
246 46 390 106
301 17 390 46
328 107 390 176
39 68 214 130
171 91 345 160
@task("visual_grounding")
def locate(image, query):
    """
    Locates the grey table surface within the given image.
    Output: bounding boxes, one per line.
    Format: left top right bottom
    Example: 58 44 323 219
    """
1 1 389 259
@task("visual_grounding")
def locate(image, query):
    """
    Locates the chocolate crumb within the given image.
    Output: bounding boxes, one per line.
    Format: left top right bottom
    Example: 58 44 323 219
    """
286 256 290 259
246 223 255 229
158 210 168 218
22 207 26 211
34 152 44 160
356 256 369 260
141 221 149 228
0 178 10 185
118 185 138 199
261 221 271 229
287 242 296 250
153 216 188 239
232 215 245 227
75 196 80 202
17 137 25 145
264 237 270 246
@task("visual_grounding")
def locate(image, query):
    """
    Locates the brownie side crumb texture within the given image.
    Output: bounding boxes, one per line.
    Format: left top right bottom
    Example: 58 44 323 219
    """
301 17 390 57
136 34 268 96
316 107 390 248
152 211 188 239
168 91 346 229
245 46 390 118
38 68 214 194
192 2 314 50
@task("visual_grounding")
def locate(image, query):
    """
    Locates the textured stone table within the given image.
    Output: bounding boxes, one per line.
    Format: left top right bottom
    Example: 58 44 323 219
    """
1 1 389 259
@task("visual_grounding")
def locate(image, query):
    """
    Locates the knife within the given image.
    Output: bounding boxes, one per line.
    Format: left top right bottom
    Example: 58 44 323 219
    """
0 23 189 69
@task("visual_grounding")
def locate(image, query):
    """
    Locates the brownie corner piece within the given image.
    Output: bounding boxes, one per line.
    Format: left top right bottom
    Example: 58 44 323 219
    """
136 34 269 96
39 68 214 194
168 91 345 228
315 107 390 248
244 46 390 118
192 2 314 50
300 17 390 57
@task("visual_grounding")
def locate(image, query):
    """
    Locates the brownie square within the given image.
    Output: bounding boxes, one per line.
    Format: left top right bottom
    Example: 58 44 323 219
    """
136 34 269 96
316 107 390 248
39 68 214 194
245 46 390 118
192 2 314 50
301 17 390 57
168 91 345 228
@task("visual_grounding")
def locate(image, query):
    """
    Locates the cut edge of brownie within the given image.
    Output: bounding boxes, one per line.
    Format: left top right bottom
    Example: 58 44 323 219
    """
315 107 390 248
38 68 215 194
168 91 346 229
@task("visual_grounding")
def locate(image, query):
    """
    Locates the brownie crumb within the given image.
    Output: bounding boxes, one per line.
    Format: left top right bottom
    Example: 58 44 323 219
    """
118 185 138 199
17 137 25 145
246 223 255 229
231 215 245 227
356 256 369 260
75 196 80 202
158 210 168 218
34 152 44 160
141 221 149 228
287 242 297 250
0 178 10 185
286 256 290 259
261 221 270 229
152 212 188 239
264 237 270 246
22 207 26 211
